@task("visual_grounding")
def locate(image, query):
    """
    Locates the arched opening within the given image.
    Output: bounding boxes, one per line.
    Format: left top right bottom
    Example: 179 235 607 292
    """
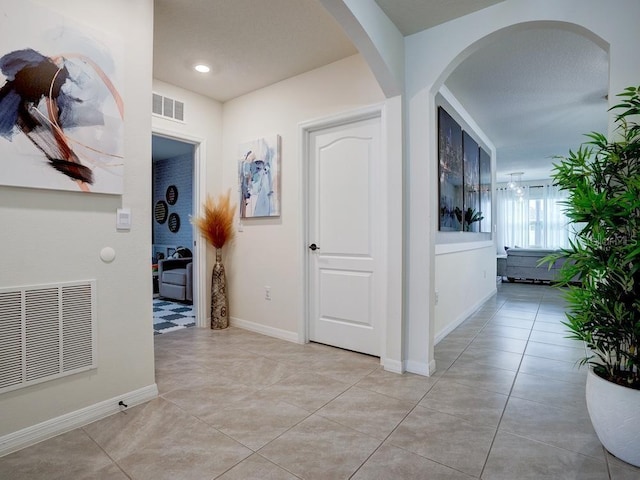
435 21 609 184
404 16 614 376
427 21 610 371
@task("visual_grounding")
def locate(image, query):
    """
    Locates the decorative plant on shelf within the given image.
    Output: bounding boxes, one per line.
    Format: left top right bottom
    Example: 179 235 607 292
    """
192 190 236 329
541 85 640 466
454 207 484 231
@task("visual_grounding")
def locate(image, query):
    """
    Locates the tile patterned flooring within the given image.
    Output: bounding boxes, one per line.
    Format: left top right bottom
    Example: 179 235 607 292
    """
2 283 640 479
153 298 195 334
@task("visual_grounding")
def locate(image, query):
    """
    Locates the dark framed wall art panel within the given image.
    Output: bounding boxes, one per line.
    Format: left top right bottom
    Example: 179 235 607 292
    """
438 107 463 231
462 132 480 232
479 147 492 233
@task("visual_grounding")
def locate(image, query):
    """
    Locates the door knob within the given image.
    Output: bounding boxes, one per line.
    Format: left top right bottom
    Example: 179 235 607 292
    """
308 243 319 251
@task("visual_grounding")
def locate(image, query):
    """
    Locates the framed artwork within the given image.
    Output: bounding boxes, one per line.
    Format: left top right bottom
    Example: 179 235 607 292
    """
462 132 480 232
154 200 168 224
438 107 463 231
0 1 124 194
168 213 180 233
166 185 178 205
479 147 492 233
238 134 281 218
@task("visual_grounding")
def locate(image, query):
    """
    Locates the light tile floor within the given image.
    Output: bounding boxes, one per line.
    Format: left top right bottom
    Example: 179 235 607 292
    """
2 282 640 479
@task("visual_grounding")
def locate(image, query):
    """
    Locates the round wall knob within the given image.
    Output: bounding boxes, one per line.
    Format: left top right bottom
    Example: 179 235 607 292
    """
100 247 116 263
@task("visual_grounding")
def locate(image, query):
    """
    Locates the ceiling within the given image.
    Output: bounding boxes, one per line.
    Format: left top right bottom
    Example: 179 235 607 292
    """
375 0 506 36
153 0 610 181
153 0 357 102
445 27 609 182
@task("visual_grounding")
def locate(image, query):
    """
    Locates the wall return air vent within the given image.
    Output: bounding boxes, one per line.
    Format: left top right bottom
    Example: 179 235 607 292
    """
152 93 185 122
0 280 97 394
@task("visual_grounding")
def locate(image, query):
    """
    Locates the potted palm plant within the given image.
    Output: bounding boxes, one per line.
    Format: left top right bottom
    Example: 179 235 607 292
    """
543 85 640 467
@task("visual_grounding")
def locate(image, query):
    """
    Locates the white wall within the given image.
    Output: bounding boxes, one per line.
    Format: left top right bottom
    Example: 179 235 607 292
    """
435 87 496 245
435 243 496 342
221 54 385 339
152 80 223 326
404 0 640 375
0 0 155 442
152 80 223 193
432 88 497 343
320 0 405 97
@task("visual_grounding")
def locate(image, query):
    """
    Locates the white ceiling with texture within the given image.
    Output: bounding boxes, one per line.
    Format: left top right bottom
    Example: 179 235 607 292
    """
153 0 357 102
153 0 610 181
374 0 506 35
445 27 609 182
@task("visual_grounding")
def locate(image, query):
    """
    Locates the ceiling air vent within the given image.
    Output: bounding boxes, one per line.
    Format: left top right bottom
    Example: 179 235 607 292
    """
152 93 185 122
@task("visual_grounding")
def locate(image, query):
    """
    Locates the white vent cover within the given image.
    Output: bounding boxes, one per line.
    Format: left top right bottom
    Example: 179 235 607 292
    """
152 92 185 122
0 280 97 394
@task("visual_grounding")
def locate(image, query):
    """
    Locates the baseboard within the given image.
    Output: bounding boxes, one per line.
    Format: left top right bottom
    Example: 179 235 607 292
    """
429 359 437 375
382 358 404 374
405 358 438 377
229 316 300 343
434 287 497 344
0 384 158 458
405 360 430 376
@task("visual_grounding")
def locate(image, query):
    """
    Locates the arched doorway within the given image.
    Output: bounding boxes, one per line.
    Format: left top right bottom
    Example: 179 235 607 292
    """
406 17 612 376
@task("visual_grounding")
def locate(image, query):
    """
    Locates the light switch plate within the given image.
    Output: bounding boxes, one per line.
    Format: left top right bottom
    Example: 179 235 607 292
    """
116 208 131 230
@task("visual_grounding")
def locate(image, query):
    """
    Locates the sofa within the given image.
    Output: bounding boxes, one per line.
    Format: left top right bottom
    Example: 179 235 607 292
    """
158 257 193 302
502 248 564 283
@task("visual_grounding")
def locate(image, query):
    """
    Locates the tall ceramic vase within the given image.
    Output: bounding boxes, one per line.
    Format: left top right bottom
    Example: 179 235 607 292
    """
211 249 229 329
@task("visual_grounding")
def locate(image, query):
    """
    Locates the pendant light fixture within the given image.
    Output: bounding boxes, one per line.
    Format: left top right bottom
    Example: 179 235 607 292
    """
507 172 525 197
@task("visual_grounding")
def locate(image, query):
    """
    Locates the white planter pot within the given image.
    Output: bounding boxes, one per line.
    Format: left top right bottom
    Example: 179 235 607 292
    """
586 368 640 467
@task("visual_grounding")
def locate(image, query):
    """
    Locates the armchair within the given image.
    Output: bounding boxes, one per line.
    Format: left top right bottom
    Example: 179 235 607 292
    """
158 257 193 302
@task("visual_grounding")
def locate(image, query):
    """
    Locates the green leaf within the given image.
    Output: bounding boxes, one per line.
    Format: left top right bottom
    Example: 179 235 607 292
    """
549 85 640 388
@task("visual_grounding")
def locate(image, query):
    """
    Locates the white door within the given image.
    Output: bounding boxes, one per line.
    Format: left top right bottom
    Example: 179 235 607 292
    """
307 115 382 356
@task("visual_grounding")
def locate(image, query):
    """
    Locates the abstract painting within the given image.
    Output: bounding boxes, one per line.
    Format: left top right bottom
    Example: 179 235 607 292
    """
479 147 492 233
238 135 281 218
0 1 124 194
438 107 463 231
463 132 480 232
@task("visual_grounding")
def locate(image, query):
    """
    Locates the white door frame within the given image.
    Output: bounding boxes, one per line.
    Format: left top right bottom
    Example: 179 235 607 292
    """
152 127 207 328
299 103 387 360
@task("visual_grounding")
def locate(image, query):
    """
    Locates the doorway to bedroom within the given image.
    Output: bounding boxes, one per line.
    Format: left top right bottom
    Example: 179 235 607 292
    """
152 134 196 334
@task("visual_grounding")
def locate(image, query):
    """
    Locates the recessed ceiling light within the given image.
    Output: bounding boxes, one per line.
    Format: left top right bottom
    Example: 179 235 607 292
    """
194 64 210 73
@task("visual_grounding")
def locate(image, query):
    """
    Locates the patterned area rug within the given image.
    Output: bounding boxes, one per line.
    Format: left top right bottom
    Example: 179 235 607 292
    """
153 298 195 334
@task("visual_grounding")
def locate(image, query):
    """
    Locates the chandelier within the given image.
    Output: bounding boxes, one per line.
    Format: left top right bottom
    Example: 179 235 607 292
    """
507 172 525 197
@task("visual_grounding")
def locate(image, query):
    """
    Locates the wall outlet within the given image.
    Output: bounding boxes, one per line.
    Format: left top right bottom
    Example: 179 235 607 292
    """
483 269 487 279
434 290 439 305
264 286 271 301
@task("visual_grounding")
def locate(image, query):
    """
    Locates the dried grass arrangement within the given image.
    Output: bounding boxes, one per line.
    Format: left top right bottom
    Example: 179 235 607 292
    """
192 189 237 329
193 190 236 249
